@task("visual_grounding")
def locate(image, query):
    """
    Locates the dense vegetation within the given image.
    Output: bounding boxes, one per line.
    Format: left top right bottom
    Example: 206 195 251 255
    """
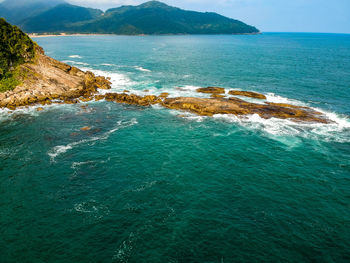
75 1 259 35
1 0 258 35
20 4 103 33
0 18 35 92
0 0 65 25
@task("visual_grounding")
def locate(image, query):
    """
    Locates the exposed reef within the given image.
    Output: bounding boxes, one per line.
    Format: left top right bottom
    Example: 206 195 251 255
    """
228 90 267 100
196 87 225 94
88 91 330 124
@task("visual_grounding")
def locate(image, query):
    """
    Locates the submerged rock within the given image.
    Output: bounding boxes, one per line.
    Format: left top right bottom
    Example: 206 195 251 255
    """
80 126 91 131
228 90 266 100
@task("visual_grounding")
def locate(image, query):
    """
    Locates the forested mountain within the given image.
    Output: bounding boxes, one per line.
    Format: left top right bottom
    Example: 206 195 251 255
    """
20 3 103 33
0 0 65 24
68 1 259 35
0 0 259 35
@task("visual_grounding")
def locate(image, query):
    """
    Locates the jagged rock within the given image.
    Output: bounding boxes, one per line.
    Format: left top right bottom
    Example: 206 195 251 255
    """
80 97 93 102
197 87 225 94
228 90 266 100
161 96 330 123
105 93 161 106
94 95 105 101
0 49 111 109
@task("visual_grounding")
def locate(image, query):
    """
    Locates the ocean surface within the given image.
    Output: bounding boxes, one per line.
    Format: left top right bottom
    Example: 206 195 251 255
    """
1 33 350 262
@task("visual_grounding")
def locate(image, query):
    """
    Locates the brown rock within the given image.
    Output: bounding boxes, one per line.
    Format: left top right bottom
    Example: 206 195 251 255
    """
144 89 150 92
196 87 225 94
7 105 16 110
228 90 266 100
123 90 130 93
94 95 105 101
105 93 161 106
159 92 170 98
0 47 111 109
80 97 93 102
36 107 44 111
80 126 91 131
211 94 225 98
161 97 330 123
64 99 78 104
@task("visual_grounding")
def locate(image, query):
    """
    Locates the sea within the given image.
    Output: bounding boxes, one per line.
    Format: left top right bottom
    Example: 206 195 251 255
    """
1 33 350 262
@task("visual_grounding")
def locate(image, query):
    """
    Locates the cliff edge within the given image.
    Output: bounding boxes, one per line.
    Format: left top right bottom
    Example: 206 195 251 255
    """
0 18 111 110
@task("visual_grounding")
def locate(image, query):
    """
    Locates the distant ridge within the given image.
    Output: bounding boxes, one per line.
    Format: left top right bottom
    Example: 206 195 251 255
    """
20 3 103 33
0 0 65 24
1 0 259 35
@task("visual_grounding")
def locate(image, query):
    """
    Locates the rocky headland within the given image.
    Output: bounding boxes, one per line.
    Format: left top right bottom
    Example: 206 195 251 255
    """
0 18 331 124
0 47 112 110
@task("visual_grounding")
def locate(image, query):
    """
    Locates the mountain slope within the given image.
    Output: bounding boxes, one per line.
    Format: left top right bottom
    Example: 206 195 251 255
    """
71 1 259 34
0 18 36 91
20 3 103 33
21 1 259 35
0 0 65 25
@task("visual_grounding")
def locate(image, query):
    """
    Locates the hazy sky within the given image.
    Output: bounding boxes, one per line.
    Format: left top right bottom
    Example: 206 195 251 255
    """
2 0 350 33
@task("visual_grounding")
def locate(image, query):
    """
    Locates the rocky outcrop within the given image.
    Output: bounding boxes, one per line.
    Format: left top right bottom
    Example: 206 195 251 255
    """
76 90 330 124
161 96 330 123
104 93 161 106
0 46 111 110
228 90 266 99
196 87 225 94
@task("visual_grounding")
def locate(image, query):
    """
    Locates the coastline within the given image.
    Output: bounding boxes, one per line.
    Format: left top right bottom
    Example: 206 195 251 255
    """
28 32 261 38
29 33 114 38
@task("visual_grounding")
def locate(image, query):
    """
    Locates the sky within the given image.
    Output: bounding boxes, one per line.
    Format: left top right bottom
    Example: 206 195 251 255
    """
1 0 350 33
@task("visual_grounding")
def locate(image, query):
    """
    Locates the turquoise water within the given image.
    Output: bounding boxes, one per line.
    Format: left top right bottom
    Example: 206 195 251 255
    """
1 33 350 262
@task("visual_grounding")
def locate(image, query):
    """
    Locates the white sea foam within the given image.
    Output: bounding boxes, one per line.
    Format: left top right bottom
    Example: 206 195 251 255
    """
265 92 307 106
212 111 350 144
134 66 151 72
130 181 157 192
48 118 138 161
69 55 82 58
73 199 110 219
0 103 79 122
84 68 135 94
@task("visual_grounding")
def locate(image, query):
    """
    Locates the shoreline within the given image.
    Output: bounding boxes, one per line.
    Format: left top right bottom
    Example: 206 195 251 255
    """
28 32 262 38
29 33 114 38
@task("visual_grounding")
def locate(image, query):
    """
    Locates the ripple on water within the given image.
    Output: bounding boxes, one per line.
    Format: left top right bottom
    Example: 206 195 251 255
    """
48 118 138 161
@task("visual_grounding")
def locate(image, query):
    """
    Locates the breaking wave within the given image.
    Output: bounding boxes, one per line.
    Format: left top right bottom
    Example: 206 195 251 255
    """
48 118 138 161
68 55 83 59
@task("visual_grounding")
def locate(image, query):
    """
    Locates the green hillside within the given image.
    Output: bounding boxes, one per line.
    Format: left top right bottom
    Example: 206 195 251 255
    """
0 18 35 91
20 4 103 33
19 1 259 35
0 0 65 25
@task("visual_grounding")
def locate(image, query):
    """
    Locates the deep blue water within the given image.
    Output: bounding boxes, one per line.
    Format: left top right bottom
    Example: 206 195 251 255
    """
1 33 350 262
